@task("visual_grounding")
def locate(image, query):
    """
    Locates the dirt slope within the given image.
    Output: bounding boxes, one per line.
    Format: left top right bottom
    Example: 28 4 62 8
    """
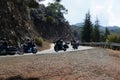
0 48 120 80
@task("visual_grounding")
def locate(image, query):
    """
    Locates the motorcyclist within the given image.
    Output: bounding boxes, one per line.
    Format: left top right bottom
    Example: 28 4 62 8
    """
56 37 63 49
1 38 8 49
71 39 76 45
23 38 36 53
71 39 79 49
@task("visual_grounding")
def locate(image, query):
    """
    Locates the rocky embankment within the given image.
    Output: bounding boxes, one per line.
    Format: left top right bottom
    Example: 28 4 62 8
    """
0 0 39 46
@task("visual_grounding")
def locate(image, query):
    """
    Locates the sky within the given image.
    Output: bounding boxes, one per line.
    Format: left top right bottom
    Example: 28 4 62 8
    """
40 0 120 27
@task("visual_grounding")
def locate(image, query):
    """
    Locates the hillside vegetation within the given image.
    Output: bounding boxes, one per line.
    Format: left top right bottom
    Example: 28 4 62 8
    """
31 3 73 40
0 0 73 46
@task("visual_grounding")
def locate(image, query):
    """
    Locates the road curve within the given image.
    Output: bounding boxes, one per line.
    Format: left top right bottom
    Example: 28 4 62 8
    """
38 44 93 54
0 44 93 57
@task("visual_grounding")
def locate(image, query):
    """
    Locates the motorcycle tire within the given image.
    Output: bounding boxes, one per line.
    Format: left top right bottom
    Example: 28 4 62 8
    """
54 45 59 52
63 48 66 51
32 48 37 54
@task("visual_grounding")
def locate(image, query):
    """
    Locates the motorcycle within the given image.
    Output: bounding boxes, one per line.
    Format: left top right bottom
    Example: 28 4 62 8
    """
71 41 79 49
54 42 69 52
0 45 18 55
72 43 79 49
18 43 37 55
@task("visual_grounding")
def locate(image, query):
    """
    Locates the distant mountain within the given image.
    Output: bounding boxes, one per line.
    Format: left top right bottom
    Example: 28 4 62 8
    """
72 22 120 34
106 26 120 34
70 23 83 40
71 22 120 40
74 23 84 27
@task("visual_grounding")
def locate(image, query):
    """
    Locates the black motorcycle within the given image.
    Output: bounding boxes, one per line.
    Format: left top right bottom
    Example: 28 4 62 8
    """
71 41 79 49
54 42 69 52
19 43 37 55
72 43 79 49
0 45 18 55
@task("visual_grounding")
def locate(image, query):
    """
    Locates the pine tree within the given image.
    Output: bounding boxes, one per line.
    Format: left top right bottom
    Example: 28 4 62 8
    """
92 18 100 42
104 27 110 41
81 11 93 42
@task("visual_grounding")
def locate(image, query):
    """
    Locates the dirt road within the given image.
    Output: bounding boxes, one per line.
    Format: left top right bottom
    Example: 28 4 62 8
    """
0 48 120 80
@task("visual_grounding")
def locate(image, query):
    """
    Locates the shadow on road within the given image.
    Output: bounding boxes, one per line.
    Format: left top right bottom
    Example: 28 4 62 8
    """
4 75 39 80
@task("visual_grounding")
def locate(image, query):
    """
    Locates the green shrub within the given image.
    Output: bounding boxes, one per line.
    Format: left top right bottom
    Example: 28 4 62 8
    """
12 0 39 8
47 16 56 23
28 0 39 8
107 34 120 43
35 37 44 46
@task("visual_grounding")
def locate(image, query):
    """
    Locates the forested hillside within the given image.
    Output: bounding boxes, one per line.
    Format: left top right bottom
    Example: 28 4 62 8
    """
31 2 73 40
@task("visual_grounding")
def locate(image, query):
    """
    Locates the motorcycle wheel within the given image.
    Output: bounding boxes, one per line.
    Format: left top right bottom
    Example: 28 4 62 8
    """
54 46 59 52
32 48 37 54
63 48 66 51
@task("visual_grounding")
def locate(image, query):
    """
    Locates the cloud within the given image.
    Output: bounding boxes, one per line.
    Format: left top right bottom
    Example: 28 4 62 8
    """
40 0 53 6
61 0 91 24
90 0 115 26
107 0 120 26
40 0 120 26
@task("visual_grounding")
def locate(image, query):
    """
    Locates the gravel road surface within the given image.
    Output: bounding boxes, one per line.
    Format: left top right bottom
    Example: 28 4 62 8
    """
0 45 120 80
